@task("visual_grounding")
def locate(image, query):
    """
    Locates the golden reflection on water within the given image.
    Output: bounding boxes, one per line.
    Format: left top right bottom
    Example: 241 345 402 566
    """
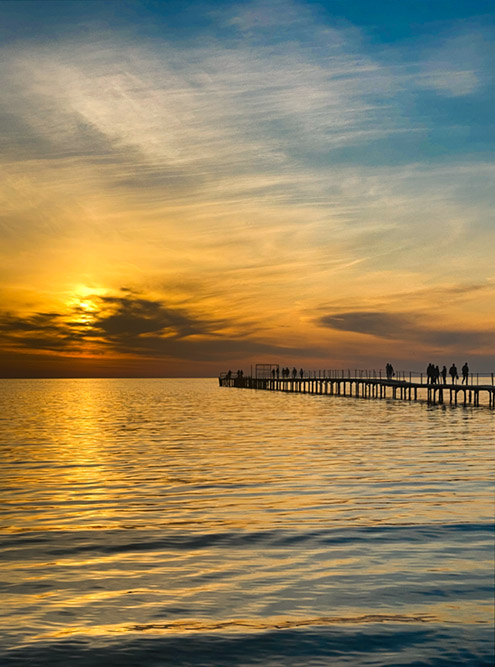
0 379 493 659
27 599 492 644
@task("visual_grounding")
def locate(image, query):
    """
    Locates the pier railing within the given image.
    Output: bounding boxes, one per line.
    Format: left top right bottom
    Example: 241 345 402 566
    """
220 369 494 385
219 370 495 408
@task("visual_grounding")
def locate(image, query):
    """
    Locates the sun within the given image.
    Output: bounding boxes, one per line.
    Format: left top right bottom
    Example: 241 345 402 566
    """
65 285 107 327
76 299 97 324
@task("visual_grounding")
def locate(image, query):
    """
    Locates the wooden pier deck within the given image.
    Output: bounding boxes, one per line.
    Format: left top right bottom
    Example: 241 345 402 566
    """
219 374 495 409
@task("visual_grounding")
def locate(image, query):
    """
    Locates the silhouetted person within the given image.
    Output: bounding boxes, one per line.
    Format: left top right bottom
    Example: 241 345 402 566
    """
299 368 304 379
426 363 433 384
449 363 458 384
441 365 447 384
461 362 469 384
227 369 232 380
427 363 438 384
386 363 394 380
272 368 276 379
292 367 297 379
276 367 280 379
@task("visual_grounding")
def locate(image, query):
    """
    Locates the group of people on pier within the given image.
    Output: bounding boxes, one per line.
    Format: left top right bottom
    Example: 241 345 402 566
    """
426 362 469 385
275 367 303 379
385 363 395 380
225 370 243 380
386 361 470 384
227 362 471 385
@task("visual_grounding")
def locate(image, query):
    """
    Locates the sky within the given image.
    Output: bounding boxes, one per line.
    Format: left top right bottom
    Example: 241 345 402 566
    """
0 0 494 377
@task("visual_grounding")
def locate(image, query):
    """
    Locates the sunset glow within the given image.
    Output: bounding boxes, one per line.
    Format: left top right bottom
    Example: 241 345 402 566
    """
1 0 494 376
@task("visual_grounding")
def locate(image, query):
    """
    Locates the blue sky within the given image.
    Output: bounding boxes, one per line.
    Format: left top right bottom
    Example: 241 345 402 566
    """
3 0 493 168
0 0 493 376
2 1 494 38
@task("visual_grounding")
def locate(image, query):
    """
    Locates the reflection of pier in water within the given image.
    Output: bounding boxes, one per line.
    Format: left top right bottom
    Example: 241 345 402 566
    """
219 368 495 409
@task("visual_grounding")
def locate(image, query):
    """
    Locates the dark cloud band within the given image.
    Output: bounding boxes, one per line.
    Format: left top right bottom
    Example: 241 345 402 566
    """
319 310 494 351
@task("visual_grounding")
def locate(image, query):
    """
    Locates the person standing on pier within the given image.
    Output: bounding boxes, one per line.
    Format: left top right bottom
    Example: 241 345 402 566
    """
427 363 434 384
299 368 304 379
441 365 447 384
386 363 394 380
292 367 297 379
461 362 469 384
449 363 459 384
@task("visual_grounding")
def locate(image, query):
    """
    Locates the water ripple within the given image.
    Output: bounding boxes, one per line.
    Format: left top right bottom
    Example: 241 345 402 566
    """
0 379 493 665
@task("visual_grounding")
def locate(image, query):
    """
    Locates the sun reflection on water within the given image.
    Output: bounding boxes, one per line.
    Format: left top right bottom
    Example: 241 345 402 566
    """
0 379 493 663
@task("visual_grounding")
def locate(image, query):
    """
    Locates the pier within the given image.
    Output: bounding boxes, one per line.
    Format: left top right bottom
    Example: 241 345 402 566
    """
219 369 495 409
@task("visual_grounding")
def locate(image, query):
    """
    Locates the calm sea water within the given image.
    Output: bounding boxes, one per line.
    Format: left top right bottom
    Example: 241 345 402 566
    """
0 378 493 666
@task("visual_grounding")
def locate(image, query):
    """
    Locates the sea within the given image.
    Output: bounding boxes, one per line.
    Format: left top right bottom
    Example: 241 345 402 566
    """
0 378 493 666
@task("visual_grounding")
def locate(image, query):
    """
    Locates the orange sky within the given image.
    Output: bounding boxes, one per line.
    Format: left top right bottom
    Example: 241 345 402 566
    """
1 0 494 376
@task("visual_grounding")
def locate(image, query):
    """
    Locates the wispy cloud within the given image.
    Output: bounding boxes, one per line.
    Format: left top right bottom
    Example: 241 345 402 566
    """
415 26 493 97
0 0 493 373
